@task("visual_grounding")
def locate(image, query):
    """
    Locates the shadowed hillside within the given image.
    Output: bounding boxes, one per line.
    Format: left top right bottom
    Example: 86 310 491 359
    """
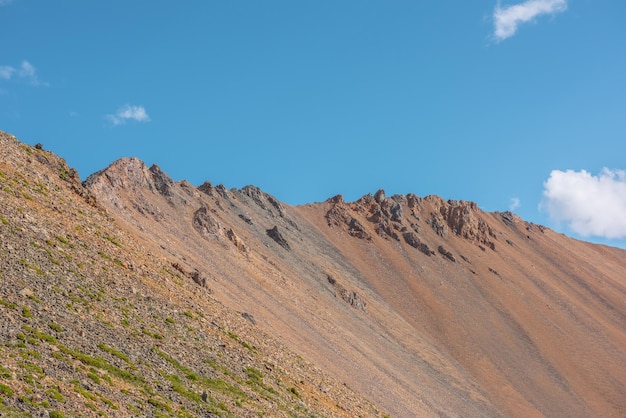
2 129 626 417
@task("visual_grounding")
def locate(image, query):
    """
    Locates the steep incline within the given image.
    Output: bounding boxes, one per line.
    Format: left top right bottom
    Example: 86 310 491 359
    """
84 158 500 417
83 157 626 417
0 131 383 417
298 192 626 417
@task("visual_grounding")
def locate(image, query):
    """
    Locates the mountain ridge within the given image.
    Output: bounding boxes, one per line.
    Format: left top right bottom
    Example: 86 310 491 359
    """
2 130 626 417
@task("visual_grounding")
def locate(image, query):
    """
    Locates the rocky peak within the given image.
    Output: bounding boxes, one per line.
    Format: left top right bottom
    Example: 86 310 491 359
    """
324 190 498 250
326 194 345 205
238 185 286 218
197 181 214 196
148 163 175 198
374 189 386 203
84 158 193 209
438 199 497 250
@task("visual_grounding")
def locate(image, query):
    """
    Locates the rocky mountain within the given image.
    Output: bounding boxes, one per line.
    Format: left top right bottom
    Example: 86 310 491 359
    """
1 129 626 417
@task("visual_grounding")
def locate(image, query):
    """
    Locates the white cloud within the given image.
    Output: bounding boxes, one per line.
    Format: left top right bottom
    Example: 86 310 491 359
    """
0 61 45 86
106 104 151 126
509 197 521 211
541 168 626 239
493 0 567 41
18 61 35 78
0 66 15 80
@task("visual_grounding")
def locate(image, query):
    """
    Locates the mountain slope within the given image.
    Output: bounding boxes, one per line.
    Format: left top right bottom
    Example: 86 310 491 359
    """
2 129 626 417
84 152 626 417
0 131 383 417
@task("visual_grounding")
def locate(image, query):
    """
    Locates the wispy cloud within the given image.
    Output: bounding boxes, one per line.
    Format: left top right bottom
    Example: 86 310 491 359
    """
0 0 15 6
540 168 626 239
509 197 521 211
493 0 567 41
0 61 46 86
0 66 15 80
106 104 151 126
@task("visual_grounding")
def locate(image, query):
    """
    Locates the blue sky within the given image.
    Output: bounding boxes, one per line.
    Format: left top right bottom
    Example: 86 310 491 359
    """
2 0 625 248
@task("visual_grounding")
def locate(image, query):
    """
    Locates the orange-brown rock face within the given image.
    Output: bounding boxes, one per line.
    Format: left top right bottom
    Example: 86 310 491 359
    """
83 153 626 417
2 129 625 417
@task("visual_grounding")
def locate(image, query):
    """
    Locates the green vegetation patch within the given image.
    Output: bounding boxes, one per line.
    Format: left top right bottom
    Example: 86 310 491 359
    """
21 325 57 344
141 328 163 340
148 397 173 413
59 345 144 386
21 306 33 318
48 322 64 333
0 382 14 397
45 386 65 402
0 364 12 379
18 259 44 275
97 343 134 368
0 298 17 309
154 348 246 402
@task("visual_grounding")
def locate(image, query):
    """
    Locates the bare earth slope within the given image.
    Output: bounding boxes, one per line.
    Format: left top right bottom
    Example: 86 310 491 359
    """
0 131 383 417
2 130 626 417
83 153 626 417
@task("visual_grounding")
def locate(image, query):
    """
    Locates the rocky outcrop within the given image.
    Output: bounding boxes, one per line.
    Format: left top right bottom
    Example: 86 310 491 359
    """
438 245 456 262
240 185 286 218
172 262 209 288
149 164 175 199
440 200 497 250
325 195 372 240
226 228 247 253
325 190 500 252
422 197 497 250
197 181 214 197
266 226 290 250
403 232 434 256
327 275 366 311
193 206 223 239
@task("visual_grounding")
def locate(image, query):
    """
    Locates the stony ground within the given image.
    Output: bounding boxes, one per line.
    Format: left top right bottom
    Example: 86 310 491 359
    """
0 131 384 417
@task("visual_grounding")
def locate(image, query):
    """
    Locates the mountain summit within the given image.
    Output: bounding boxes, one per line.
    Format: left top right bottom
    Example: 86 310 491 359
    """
2 130 626 417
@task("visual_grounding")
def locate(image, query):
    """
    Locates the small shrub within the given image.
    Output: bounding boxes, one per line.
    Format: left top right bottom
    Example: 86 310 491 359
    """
22 306 32 318
245 367 264 384
0 298 17 309
49 411 65 418
148 398 173 413
97 343 131 364
101 396 118 410
87 371 101 384
0 383 14 397
46 386 65 402
56 235 69 245
101 374 113 385
141 328 163 339
0 364 12 379
49 322 64 333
